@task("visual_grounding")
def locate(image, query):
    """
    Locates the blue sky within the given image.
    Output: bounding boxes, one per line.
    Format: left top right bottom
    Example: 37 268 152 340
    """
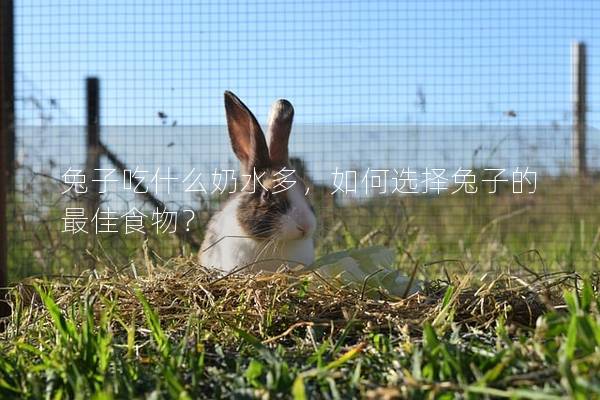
14 0 599 127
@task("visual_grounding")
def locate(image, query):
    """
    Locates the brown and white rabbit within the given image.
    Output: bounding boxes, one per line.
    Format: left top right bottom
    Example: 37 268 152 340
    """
199 91 317 273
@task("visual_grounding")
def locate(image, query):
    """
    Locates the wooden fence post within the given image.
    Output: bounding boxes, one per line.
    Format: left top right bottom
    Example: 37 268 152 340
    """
572 41 587 177
86 77 101 216
0 0 14 185
0 0 14 319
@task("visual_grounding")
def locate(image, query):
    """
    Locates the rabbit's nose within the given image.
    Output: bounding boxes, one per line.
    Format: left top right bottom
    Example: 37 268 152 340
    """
296 224 307 237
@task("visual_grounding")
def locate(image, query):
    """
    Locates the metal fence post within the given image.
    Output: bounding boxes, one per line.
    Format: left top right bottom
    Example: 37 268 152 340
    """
572 41 587 178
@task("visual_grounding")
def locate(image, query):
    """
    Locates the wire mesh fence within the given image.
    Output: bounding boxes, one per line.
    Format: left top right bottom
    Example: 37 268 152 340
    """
4 0 600 280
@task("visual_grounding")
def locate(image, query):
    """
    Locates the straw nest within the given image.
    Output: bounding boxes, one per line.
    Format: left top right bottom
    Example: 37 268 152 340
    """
9 256 580 343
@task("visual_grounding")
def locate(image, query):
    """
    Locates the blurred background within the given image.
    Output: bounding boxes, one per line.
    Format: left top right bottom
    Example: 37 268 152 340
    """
2 0 599 280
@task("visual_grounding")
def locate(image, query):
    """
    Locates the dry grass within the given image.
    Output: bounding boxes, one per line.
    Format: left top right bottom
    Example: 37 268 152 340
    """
12 256 577 343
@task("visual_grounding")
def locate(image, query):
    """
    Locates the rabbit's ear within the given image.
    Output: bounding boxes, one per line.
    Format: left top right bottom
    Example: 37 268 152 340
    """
266 99 294 166
224 91 270 173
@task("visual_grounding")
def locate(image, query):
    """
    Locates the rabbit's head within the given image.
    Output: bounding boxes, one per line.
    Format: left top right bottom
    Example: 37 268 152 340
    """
224 91 316 241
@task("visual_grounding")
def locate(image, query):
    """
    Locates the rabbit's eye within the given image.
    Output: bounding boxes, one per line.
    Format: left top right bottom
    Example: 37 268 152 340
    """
260 189 272 203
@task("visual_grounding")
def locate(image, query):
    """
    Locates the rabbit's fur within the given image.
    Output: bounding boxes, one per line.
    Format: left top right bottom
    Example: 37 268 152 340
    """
199 91 316 273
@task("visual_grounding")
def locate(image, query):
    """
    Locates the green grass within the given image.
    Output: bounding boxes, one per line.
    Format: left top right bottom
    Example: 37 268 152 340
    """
2 174 600 398
1 258 599 399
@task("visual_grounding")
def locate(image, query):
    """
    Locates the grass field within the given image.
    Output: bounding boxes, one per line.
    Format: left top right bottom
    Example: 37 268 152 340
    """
1 258 599 399
1 175 600 399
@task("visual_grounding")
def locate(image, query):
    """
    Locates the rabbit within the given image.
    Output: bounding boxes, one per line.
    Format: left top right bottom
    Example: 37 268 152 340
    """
199 91 317 273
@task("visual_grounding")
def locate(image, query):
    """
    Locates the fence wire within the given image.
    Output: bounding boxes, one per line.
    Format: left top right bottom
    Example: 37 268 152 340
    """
7 0 600 279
